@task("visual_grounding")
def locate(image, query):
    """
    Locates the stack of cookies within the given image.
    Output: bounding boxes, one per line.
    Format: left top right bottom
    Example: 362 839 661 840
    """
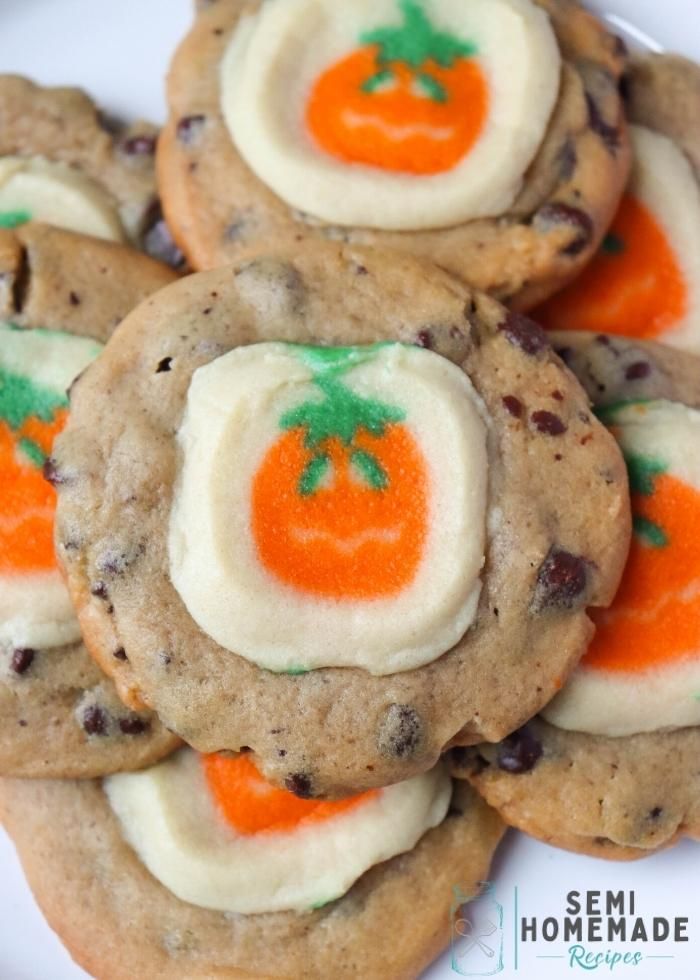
1 1 699 977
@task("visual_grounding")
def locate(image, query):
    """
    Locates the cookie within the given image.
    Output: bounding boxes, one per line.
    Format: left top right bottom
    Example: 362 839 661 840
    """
450 337 700 858
0 222 180 778
52 242 630 796
0 74 183 267
0 756 505 979
157 0 629 309
537 53 700 351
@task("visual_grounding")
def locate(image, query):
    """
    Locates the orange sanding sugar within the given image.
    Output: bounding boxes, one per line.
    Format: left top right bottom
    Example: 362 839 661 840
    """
536 195 687 339
202 753 378 834
585 474 700 672
252 425 428 600
307 48 488 176
0 411 67 575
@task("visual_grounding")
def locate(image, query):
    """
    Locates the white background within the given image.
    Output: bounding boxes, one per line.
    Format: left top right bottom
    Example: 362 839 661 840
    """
1 2 699 979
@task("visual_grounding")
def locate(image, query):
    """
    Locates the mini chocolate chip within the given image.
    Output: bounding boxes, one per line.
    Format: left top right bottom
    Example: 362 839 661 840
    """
355 264 368 275
558 138 578 181
156 357 172 373
649 806 663 819
502 395 523 418
499 312 549 356
176 114 206 144
18 719 27 727
532 547 589 612
415 329 434 350
42 456 68 487
69 291 81 306
11 648 34 675
285 773 313 798
143 207 185 269
277 749 287 757
82 705 109 736
534 203 594 257
113 647 128 662
90 581 109 600
551 390 564 401
121 134 157 156
497 727 543 774
586 93 620 153
377 703 424 759
119 716 149 735
202 307 212 315
531 410 567 436
625 361 651 381
96 542 145 576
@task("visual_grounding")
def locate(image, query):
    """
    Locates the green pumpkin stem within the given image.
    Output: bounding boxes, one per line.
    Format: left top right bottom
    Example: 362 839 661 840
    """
360 0 476 102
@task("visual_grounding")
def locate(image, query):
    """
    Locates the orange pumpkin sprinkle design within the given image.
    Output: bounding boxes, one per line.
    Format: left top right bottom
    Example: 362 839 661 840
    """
0 361 68 576
202 753 378 835
584 454 700 674
537 194 687 340
306 0 487 176
251 346 429 600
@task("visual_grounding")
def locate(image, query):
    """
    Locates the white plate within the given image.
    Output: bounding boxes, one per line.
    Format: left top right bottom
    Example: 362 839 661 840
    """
0 2 699 978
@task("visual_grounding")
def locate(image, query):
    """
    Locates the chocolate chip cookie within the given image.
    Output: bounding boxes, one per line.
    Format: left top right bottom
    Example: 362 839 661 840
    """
0 74 183 267
157 0 630 309
52 243 630 796
451 335 700 858
0 770 504 980
0 222 180 778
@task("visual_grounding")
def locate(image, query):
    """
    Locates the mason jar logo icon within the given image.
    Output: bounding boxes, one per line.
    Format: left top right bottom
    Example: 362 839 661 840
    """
451 882 504 976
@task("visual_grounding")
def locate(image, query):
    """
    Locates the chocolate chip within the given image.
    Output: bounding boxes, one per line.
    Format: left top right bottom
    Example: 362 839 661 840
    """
497 727 543 774
10 648 34 675
82 705 109 736
377 703 423 759
156 357 172 373
113 647 128 662
625 361 651 381
121 134 157 156
649 806 663 819
90 581 109 600
534 203 594 257
502 395 523 418
586 93 621 153
355 264 368 275
531 410 567 436
96 542 145 576
42 456 69 487
551 390 564 401
176 114 206 144
69 291 81 306
415 330 434 350
558 138 578 181
142 203 185 269
119 716 149 736
532 547 589 612
285 773 313 798
498 312 549 356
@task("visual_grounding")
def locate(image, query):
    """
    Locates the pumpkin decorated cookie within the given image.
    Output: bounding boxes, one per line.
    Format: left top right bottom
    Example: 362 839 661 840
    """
0 757 504 980
0 74 183 267
0 223 180 778
157 0 630 308
451 338 700 859
537 54 700 351
51 243 630 796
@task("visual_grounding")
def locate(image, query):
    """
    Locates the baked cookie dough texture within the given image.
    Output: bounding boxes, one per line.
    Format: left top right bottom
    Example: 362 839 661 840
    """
53 243 630 796
0 74 182 266
0 223 179 778
158 0 630 308
538 54 700 351
452 336 700 858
